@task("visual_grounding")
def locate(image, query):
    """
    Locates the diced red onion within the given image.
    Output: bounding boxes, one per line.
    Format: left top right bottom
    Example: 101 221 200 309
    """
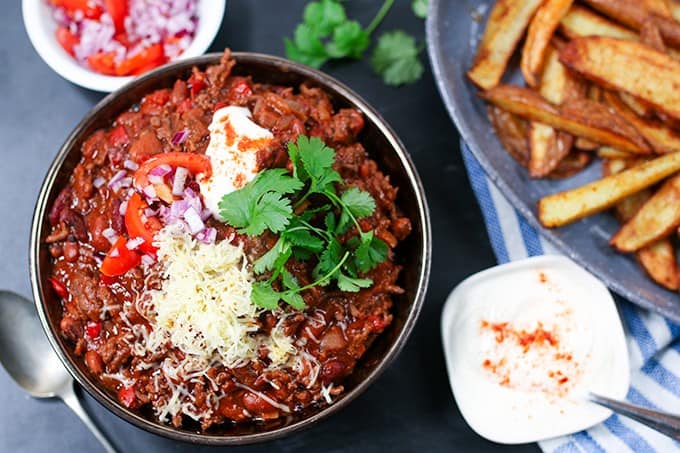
172 167 189 196
141 254 155 266
124 159 139 171
108 170 127 188
149 164 172 177
119 177 133 188
93 177 106 189
170 200 190 219
102 227 119 245
148 174 165 185
196 227 217 244
200 208 212 221
143 185 157 199
110 247 120 258
171 129 189 145
126 237 146 250
183 187 203 213
143 208 157 218
183 207 205 234
119 200 128 216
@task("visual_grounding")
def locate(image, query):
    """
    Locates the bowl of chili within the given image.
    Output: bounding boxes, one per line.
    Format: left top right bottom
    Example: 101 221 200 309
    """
29 51 431 444
22 0 226 92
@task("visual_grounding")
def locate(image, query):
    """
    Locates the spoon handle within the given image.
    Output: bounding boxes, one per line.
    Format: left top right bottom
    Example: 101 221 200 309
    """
589 393 680 440
60 383 117 453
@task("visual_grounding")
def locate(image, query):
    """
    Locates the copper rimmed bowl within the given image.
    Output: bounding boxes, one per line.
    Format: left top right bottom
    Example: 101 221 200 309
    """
29 52 431 444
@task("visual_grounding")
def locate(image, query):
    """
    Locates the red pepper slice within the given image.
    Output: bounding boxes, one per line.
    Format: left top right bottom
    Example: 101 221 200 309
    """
49 277 69 299
51 0 103 19
118 385 136 408
124 192 161 255
133 152 212 189
104 0 128 35
87 51 117 76
115 43 166 76
86 321 101 339
55 26 79 57
100 236 141 277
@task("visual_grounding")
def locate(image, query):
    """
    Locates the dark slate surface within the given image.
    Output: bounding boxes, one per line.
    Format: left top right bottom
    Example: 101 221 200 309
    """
0 1 538 451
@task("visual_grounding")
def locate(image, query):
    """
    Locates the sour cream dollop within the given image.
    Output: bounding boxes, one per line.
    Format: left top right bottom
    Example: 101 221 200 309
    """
198 106 273 218
441 256 629 444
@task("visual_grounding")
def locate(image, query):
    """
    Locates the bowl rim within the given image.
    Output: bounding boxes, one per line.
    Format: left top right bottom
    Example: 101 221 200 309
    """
21 0 226 92
29 51 432 445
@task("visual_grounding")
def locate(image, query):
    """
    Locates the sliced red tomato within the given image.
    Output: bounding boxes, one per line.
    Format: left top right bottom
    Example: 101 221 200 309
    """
87 51 117 76
55 26 79 57
124 193 161 255
100 236 141 277
51 0 103 19
105 0 128 34
115 43 166 76
133 152 212 189
118 385 136 408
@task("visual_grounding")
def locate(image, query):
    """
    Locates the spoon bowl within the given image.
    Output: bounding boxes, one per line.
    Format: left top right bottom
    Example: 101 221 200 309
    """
0 290 116 452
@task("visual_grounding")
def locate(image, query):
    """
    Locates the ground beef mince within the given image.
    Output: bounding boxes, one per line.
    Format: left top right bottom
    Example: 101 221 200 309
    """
46 50 411 430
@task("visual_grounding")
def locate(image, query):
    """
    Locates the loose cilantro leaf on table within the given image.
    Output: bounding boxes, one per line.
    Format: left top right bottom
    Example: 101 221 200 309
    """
412 0 429 19
219 135 390 310
371 30 424 86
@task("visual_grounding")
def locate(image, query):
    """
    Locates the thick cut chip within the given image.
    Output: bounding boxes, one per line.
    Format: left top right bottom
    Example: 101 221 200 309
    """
521 0 575 87
481 85 651 153
549 151 592 179
487 106 530 167
597 146 635 159
604 91 680 154
468 0 544 90
560 37 680 120
529 123 573 177
560 5 639 41
538 152 680 227
611 173 680 251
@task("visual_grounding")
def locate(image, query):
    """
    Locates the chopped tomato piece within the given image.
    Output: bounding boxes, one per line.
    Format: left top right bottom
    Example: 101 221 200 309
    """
55 26 79 57
50 0 103 19
144 89 170 106
49 277 69 299
108 124 129 147
133 152 211 189
188 71 207 97
105 0 128 34
124 193 161 255
86 321 101 339
100 237 141 277
115 44 166 76
87 51 117 76
118 385 136 408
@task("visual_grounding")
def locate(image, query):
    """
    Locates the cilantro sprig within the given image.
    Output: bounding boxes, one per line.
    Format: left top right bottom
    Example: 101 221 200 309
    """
284 0 425 86
219 136 389 310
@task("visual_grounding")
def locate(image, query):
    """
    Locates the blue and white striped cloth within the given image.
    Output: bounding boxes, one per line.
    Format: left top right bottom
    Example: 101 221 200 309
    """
460 142 680 452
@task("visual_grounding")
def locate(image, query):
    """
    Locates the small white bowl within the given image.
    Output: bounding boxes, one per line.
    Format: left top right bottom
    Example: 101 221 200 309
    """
22 0 226 92
441 255 630 444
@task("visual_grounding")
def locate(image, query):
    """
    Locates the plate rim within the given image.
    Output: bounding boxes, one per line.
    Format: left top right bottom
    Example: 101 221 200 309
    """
425 0 680 323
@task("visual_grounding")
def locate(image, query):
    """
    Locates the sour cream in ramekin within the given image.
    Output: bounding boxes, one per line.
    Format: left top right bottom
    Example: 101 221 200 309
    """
441 255 629 444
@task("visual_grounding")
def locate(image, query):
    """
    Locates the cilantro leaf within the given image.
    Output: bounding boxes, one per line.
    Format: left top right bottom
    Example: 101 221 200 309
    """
371 31 424 86
218 188 253 229
313 238 342 284
285 25 329 69
412 0 428 19
251 282 281 310
304 0 346 37
281 269 300 290
252 169 304 197
337 272 373 292
241 192 293 236
324 212 336 233
282 291 306 309
285 229 325 253
326 21 370 59
296 135 336 182
253 238 288 274
341 187 376 219
353 231 389 273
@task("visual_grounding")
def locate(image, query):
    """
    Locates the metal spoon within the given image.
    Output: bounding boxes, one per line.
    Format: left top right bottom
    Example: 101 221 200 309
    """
588 392 680 440
0 290 116 453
